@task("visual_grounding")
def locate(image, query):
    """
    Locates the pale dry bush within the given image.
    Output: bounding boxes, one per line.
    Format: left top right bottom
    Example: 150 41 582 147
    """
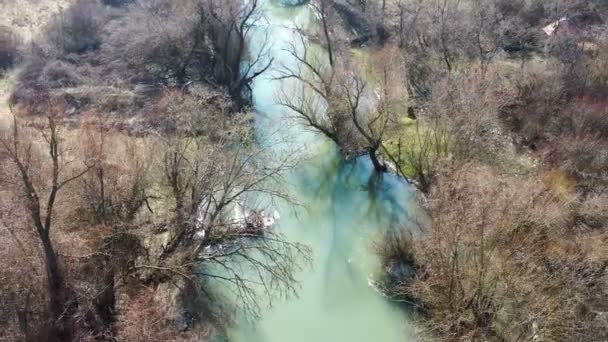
427 71 512 164
60 123 157 226
404 163 607 341
101 0 204 85
499 60 567 146
148 88 231 135
577 194 608 230
11 0 249 120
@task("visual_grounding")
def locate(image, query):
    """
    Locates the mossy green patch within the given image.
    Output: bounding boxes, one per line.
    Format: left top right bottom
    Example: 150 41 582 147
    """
350 48 377 84
383 119 449 179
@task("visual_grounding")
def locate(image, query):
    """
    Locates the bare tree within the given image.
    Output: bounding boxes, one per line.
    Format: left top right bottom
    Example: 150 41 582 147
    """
202 0 274 106
275 32 347 148
467 0 523 75
310 0 336 67
436 0 459 72
131 99 312 318
0 105 94 341
276 31 394 167
343 74 389 171
277 31 420 174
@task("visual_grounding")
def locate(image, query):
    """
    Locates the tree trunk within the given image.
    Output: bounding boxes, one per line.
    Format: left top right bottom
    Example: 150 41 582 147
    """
16 292 32 342
40 234 72 342
320 0 334 67
98 167 106 224
369 148 387 173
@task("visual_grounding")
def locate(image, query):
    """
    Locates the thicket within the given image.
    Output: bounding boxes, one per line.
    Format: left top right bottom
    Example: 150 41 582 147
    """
401 166 608 341
10 0 268 122
0 1 306 340
0 96 309 340
375 0 608 341
0 25 20 73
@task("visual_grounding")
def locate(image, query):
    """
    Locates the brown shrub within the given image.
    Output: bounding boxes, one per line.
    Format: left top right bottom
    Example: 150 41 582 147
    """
45 0 106 55
0 155 55 340
115 287 192 342
0 195 50 341
428 71 512 163
501 63 568 147
394 164 608 341
100 0 209 86
553 135 608 191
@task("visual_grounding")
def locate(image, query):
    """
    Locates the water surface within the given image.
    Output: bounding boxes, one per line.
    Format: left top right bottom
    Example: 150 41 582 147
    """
229 1 417 341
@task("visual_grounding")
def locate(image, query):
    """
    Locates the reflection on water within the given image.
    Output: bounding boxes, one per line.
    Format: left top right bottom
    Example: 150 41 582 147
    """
227 1 417 341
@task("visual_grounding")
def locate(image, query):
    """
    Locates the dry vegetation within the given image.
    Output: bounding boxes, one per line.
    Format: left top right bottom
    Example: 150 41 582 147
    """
369 0 608 341
7 0 273 129
0 0 607 341
402 165 608 341
0 0 310 341
0 96 310 340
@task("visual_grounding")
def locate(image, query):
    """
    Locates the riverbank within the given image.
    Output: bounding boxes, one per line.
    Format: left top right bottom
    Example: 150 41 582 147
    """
224 1 420 341
2 0 605 341
369 1 608 340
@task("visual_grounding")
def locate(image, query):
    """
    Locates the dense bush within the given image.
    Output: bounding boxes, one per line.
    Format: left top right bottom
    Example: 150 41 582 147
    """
378 3 608 341
45 0 106 55
0 26 20 72
500 47 608 190
427 72 511 163
10 0 256 115
101 1 207 85
501 65 567 147
388 164 608 341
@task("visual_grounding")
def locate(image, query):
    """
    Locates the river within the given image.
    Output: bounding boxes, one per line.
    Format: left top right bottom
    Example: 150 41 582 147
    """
227 0 417 341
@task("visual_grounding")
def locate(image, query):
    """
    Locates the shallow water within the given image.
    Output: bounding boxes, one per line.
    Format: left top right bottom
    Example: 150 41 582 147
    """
228 1 417 341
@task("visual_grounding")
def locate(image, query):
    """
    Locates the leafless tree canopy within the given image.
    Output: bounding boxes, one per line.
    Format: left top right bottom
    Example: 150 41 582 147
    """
1 0 607 340
0 103 94 340
10 0 274 118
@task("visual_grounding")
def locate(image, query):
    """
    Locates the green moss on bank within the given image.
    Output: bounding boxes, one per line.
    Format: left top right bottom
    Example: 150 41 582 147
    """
383 118 448 179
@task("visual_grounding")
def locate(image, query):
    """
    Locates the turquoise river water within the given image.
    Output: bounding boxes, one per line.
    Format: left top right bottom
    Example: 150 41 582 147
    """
226 1 417 341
